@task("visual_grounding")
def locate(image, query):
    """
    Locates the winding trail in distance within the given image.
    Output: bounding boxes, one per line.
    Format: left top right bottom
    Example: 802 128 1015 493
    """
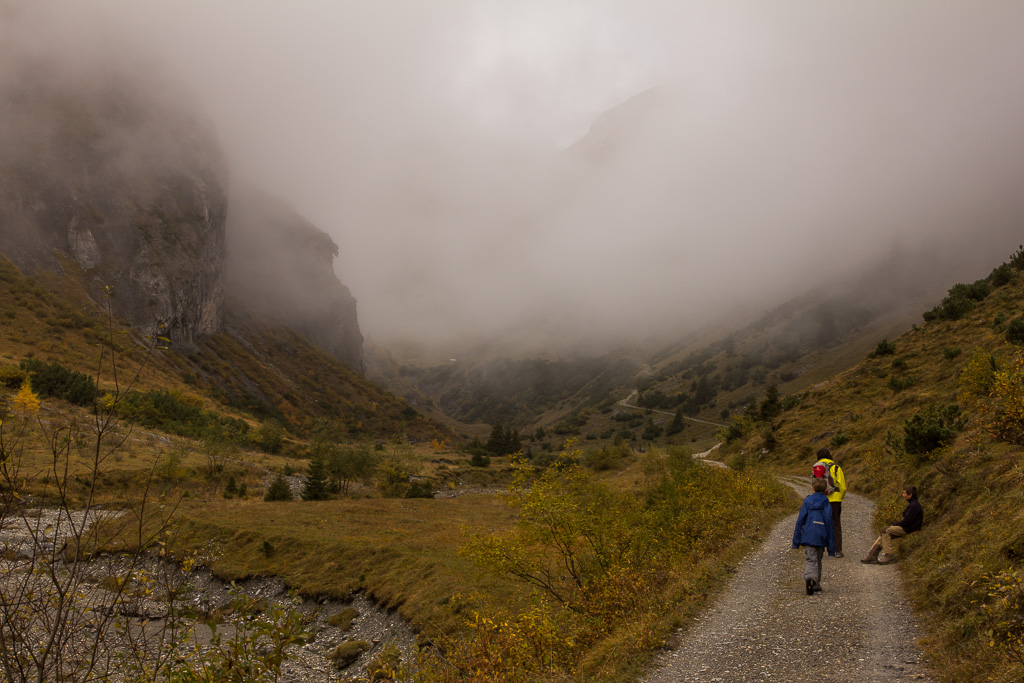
639 478 933 682
618 390 727 428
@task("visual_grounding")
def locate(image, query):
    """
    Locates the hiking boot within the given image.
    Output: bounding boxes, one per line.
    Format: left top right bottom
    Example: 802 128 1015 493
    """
835 551 844 558
861 543 882 564
806 578 815 595
876 553 897 565
813 582 822 593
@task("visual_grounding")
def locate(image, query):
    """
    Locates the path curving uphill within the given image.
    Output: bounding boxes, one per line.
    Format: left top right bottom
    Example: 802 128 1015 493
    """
640 480 933 682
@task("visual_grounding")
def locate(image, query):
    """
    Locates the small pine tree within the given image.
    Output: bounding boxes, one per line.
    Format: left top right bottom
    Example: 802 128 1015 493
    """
223 476 238 499
507 429 522 455
759 383 781 421
302 454 330 501
264 474 293 501
666 407 685 436
486 421 507 455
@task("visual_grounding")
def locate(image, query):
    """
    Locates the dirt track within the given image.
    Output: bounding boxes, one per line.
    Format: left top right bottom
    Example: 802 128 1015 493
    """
640 480 933 682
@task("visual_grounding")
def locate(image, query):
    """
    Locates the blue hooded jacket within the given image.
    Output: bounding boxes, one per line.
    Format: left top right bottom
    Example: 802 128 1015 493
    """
792 491 836 555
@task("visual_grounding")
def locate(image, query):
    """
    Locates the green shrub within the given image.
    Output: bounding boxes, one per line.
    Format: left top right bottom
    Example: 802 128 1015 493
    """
470 453 491 467
405 480 434 498
722 418 746 444
990 262 1015 286
888 374 917 393
831 432 850 448
958 280 993 302
924 281 991 322
0 365 26 389
943 294 975 319
1010 244 1024 270
264 474 293 501
20 358 97 406
582 444 628 471
902 403 965 456
119 388 205 435
254 420 285 454
943 347 962 360
1006 318 1024 345
641 419 663 440
870 339 897 357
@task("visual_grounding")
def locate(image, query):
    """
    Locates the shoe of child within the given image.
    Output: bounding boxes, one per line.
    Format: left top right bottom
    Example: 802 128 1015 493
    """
806 578 815 595
876 553 897 565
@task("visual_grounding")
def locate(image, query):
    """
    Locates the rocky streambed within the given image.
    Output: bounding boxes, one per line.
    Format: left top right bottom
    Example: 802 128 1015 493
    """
0 507 420 682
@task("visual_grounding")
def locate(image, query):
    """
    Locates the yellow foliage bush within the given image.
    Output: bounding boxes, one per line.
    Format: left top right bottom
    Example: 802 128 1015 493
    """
981 569 1024 665
450 440 789 681
12 380 39 414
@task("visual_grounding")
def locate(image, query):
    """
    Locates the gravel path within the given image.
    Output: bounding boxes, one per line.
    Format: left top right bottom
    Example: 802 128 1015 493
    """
640 479 933 682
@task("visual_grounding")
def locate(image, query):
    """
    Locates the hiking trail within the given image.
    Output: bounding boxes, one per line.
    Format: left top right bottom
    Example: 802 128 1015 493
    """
640 479 932 682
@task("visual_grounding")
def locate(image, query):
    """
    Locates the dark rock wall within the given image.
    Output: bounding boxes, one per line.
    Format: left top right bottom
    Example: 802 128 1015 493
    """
0 55 364 371
225 188 364 373
0 59 228 346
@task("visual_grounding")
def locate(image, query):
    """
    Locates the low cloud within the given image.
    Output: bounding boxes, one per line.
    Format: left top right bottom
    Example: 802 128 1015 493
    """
9 1 1024 355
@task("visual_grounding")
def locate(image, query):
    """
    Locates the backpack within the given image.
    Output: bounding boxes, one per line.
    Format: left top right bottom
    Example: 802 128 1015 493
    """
812 460 838 495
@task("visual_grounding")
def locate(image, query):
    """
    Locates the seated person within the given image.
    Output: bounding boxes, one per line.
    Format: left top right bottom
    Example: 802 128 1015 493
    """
861 484 923 565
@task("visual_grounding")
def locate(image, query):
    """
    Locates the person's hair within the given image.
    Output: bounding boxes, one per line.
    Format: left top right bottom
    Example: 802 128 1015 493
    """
812 478 828 493
816 447 832 459
904 484 917 497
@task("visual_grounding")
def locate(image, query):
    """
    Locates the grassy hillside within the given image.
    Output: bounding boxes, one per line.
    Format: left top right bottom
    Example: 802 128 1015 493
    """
0 254 451 445
717 246 1024 681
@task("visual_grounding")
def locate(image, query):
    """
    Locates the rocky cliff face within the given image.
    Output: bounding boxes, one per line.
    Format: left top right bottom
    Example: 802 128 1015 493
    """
225 188 364 373
0 57 228 346
0 53 364 370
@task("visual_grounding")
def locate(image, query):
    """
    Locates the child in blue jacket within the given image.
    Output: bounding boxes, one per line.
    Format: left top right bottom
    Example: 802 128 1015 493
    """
792 478 836 595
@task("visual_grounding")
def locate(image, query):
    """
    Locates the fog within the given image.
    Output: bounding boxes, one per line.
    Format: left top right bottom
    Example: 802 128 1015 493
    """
9 1 1024 355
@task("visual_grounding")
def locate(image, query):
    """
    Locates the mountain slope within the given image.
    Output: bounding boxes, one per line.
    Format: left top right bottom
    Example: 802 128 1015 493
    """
718 246 1024 681
0 252 450 444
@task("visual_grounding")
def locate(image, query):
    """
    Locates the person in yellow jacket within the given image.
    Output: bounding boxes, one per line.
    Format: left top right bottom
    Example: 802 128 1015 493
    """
812 447 847 557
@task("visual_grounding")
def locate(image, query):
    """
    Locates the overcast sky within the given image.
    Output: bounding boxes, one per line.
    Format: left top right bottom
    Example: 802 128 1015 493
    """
11 1 1024 355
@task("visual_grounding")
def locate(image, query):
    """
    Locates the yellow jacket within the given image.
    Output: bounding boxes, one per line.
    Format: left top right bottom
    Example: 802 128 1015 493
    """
819 458 847 502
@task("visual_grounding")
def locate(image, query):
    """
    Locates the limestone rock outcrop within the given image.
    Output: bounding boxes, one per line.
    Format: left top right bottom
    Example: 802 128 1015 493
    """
0 53 364 370
0 57 227 346
225 188 364 373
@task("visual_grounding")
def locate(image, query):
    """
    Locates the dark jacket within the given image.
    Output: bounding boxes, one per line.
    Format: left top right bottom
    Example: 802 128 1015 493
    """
792 492 836 555
896 496 924 533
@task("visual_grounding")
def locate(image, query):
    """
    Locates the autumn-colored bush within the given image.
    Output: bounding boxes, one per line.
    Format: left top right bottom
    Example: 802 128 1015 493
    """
449 440 789 681
980 354 1024 444
980 570 1024 666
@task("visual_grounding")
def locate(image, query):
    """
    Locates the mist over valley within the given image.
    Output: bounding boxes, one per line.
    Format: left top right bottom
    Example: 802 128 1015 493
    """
7 1 1024 367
